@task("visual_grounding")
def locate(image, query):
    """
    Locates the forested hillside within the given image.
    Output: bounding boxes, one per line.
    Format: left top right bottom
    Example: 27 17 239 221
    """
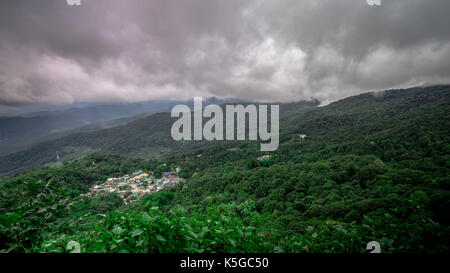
0 100 318 177
0 101 180 156
0 85 449 253
0 97 246 157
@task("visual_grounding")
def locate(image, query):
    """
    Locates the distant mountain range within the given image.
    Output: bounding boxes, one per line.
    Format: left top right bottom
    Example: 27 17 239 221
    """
0 85 448 178
0 97 247 156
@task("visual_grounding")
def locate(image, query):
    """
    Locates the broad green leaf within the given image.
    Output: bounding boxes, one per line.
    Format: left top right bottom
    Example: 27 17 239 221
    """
155 235 166 242
112 226 123 236
131 229 144 237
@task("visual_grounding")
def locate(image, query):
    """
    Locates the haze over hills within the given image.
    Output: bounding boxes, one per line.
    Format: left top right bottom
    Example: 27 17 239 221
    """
0 97 246 156
0 85 448 179
0 98 317 177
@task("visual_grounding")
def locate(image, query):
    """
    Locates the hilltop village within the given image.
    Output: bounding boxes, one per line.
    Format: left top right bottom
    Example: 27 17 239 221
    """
87 170 185 203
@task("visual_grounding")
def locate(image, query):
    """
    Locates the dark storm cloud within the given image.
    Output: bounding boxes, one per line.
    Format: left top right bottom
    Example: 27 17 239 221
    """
0 0 449 106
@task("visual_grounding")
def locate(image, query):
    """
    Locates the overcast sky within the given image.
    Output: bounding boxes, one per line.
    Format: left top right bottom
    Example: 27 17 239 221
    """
0 0 449 106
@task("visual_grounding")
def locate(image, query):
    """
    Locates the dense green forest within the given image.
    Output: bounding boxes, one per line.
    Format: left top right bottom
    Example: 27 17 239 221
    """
0 86 449 253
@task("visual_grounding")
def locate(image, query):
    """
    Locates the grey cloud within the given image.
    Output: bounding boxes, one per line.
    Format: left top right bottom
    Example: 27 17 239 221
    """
0 0 449 106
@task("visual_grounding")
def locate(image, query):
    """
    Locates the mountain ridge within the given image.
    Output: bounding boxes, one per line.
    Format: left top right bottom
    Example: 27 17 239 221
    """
0 85 448 178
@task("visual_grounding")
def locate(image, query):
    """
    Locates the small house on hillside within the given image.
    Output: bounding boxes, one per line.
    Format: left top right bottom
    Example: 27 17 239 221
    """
257 155 272 161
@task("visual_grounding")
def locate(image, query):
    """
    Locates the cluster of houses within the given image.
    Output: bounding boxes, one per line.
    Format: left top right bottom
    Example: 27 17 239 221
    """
87 170 185 203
